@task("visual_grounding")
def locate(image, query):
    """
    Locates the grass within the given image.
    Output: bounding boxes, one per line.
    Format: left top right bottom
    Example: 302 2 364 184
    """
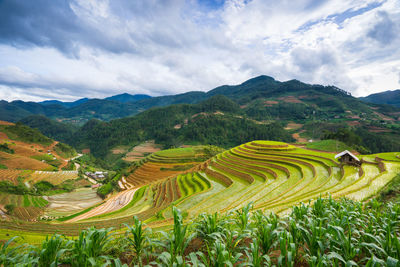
305 139 353 152
376 173 400 202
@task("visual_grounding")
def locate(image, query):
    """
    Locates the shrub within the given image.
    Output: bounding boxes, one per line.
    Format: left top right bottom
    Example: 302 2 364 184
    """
4 204 15 214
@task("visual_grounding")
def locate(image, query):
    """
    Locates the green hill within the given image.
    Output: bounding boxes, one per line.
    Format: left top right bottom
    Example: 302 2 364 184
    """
359 89 400 107
2 75 399 126
71 95 293 157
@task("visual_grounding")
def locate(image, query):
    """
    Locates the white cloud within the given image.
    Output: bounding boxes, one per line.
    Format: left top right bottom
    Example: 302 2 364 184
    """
0 0 399 101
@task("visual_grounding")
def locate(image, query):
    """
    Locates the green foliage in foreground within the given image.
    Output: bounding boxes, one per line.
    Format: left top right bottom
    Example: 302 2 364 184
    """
2 197 400 266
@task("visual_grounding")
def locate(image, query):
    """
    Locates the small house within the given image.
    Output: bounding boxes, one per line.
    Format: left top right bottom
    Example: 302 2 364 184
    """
335 150 361 166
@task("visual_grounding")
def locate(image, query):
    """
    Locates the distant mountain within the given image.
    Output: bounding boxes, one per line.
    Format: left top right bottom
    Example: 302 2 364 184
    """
40 98 89 108
2 75 400 159
105 93 151 103
359 90 400 107
1 75 400 129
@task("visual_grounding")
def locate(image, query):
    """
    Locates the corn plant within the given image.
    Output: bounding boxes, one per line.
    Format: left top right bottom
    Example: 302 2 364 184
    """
255 222 279 255
38 234 71 267
155 252 187 267
235 202 253 232
328 225 360 265
244 238 270 267
206 240 242 266
277 230 296 267
124 216 149 266
0 236 27 266
195 212 225 244
291 202 310 220
298 217 329 258
69 227 115 267
160 206 194 263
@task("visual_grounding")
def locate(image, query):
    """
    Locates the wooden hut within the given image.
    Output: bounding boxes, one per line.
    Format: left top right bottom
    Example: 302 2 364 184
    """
335 150 361 166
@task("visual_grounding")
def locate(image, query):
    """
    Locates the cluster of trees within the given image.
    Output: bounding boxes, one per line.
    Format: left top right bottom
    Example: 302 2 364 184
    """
0 179 76 196
0 143 14 154
69 96 293 158
322 127 400 153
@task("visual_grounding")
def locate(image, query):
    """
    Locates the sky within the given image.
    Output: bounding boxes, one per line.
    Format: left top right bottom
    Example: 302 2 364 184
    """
0 0 399 102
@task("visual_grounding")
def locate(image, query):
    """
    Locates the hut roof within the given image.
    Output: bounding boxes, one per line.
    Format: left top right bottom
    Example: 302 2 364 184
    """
334 150 360 161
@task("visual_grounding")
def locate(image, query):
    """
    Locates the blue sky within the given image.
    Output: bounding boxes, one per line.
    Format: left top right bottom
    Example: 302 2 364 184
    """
0 0 399 101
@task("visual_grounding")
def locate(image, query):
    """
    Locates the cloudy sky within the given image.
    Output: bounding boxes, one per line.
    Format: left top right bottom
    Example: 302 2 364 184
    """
0 0 399 102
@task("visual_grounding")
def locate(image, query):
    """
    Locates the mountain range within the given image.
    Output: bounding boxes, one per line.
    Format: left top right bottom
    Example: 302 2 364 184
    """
2 75 399 125
2 75 400 161
359 89 400 107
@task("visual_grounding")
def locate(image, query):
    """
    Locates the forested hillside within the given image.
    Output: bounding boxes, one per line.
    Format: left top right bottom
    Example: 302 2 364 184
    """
3 75 400 158
359 89 400 107
70 95 293 157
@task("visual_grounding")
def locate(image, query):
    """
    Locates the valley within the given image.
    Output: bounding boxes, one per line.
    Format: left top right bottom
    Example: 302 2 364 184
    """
1 76 400 265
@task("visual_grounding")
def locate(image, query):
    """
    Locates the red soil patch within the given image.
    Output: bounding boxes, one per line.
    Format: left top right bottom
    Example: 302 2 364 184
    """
82 148 90 154
240 105 247 109
278 96 303 104
292 131 307 143
191 112 208 119
0 121 14 126
0 132 8 139
285 122 303 130
346 121 361 126
123 141 161 162
264 100 278 107
367 126 391 133
298 95 318 99
12 145 42 157
373 111 394 121
0 152 52 170
347 115 360 119
111 148 127 154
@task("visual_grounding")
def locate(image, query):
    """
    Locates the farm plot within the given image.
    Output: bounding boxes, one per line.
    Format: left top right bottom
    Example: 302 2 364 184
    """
26 170 78 185
0 193 48 208
124 146 215 188
45 188 103 218
190 140 400 217
66 188 138 222
1 140 400 236
0 151 53 170
122 141 161 162
0 169 31 184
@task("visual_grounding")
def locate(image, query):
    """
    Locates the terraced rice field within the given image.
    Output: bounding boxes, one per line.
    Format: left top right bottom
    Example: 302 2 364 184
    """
0 193 48 221
0 194 48 208
124 146 209 188
0 169 31 184
44 188 102 217
25 170 79 185
1 140 400 236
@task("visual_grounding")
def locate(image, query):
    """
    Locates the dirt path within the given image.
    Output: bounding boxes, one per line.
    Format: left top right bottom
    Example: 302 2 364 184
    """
292 132 307 143
66 188 138 222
